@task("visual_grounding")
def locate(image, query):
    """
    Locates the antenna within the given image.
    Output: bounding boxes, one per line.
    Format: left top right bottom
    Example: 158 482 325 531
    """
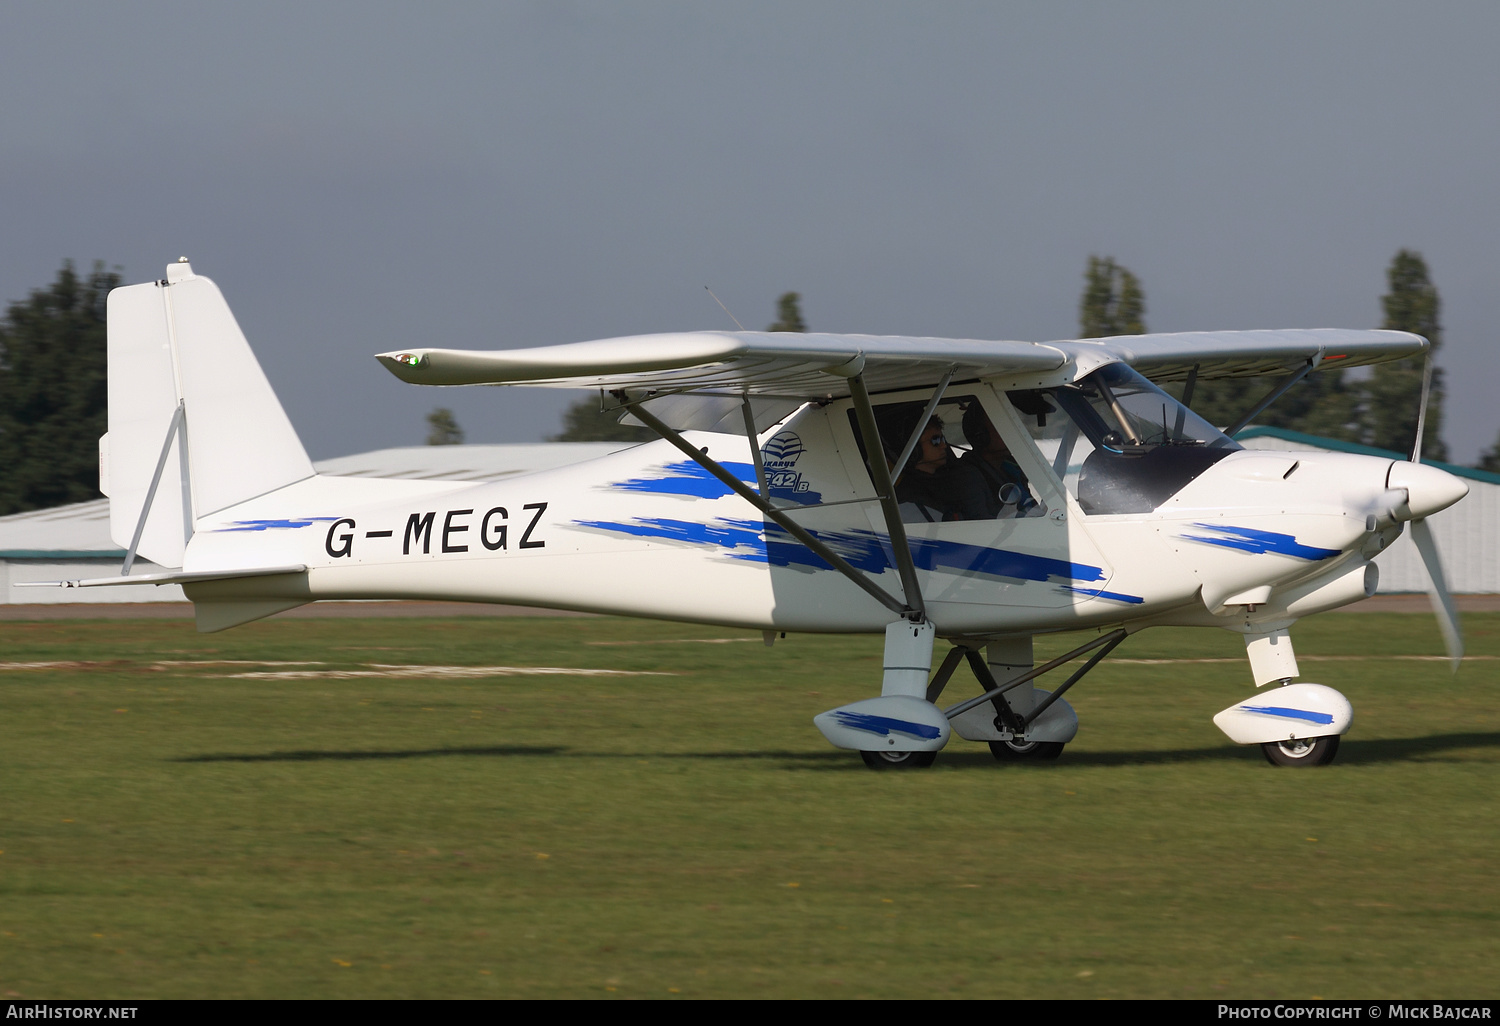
704 286 746 331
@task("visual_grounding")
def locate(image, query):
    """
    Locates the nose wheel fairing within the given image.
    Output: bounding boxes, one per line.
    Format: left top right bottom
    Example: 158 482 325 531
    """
1212 682 1353 747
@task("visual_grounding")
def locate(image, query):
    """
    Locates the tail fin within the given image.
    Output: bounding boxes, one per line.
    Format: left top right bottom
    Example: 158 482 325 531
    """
101 259 314 569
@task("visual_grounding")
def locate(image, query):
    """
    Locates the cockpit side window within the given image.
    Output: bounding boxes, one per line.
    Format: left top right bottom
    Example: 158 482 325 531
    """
1007 363 1241 515
846 392 1049 524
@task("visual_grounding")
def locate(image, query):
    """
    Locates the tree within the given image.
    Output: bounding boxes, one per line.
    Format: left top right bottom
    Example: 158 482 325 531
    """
1479 433 1500 473
1365 249 1445 460
1067 253 1360 440
1078 256 1145 338
0 261 120 516
767 292 806 333
425 407 464 445
1183 362 1363 441
548 394 654 443
551 291 810 441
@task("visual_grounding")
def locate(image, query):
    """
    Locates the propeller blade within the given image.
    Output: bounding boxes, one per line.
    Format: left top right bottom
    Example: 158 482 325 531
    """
1412 352 1434 464
1410 516 1463 670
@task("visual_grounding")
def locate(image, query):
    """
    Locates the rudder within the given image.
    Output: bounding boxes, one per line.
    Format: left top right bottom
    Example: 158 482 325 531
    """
101 259 314 569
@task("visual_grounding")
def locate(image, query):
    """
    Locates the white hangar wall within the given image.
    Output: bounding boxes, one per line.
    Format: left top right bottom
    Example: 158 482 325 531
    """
1236 427 1499 594
0 500 184 603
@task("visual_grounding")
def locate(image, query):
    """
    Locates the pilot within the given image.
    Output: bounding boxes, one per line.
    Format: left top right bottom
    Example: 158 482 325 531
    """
894 416 990 522
960 405 1042 518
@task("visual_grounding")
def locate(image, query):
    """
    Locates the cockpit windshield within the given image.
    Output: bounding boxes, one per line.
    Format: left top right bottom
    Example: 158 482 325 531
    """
1009 363 1240 515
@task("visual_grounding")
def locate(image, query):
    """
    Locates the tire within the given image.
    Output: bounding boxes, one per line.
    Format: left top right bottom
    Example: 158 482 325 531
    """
989 739 1065 761
859 749 937 770
1260 735 1340 767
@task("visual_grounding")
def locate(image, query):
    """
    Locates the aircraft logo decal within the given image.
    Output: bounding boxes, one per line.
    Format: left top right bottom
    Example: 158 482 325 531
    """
571 516 1144 602
831 710 943 740
759 431 815 501
1179 523 1339 561
1236 703 1336 725
761 432 805 464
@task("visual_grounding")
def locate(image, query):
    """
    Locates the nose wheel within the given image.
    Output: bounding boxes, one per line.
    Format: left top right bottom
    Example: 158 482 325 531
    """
1261 735 1340 767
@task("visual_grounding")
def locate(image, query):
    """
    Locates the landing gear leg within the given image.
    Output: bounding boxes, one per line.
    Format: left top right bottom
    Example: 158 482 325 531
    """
1213 629 1353 767
814 620 949 770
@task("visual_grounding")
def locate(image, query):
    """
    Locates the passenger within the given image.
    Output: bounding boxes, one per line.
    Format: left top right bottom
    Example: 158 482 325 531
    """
960 405 1043 518
894 416 990 522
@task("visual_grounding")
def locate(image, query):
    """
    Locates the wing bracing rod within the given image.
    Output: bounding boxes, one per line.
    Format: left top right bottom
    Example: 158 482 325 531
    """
122 402 185 577
888 367 955 484
1221 356 1321 439
942 629 1128 721
614 391 909 617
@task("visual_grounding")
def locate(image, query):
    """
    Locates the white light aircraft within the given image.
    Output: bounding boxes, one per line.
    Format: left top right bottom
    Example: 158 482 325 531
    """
39 259 1470 768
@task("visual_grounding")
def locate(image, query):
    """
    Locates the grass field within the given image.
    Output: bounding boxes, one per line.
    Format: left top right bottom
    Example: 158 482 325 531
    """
0 611 1496 999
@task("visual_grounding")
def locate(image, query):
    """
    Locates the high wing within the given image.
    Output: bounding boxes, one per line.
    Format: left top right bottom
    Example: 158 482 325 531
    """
377 331 1070 431
1053 328 1427 381
378 331 1069 395
376 327 1427 426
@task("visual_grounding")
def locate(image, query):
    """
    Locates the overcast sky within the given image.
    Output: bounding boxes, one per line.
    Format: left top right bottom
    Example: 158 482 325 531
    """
4 2 1497 461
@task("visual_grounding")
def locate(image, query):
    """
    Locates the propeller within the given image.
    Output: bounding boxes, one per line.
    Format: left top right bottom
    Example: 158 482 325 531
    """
1399 353 1464 670
1410 516 1462 670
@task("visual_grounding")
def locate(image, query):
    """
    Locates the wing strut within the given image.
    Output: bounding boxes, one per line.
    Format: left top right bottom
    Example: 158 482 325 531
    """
739 394 770 496
612 391 910 618
1222 352 1323 438
846 373 927 621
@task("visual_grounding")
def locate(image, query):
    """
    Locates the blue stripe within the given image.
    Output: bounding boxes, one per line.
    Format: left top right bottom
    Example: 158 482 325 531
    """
1238 704 1336 725
1181 523 1339 561
1061 586 1147 604
610 460 756 498
213 517 343 532
572 516 1143 602
831 711 943 740
609 460 822 505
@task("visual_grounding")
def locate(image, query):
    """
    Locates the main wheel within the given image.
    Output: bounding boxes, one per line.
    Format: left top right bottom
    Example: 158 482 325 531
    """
859 749 937 770
989 739 1064 761
1261 735 1340 767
